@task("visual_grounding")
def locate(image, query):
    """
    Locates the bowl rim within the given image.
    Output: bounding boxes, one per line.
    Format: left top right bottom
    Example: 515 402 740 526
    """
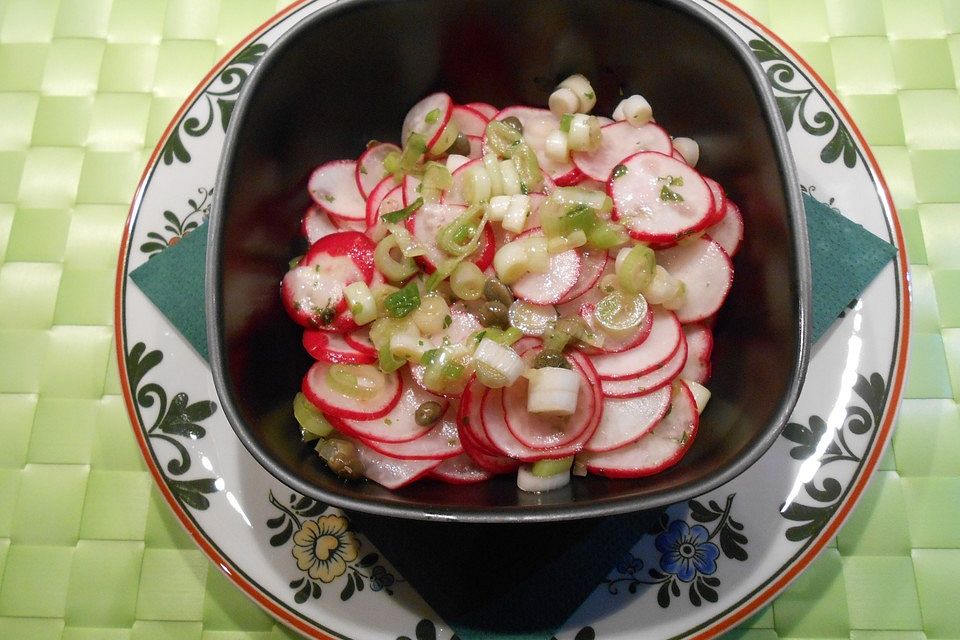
206 0 811 523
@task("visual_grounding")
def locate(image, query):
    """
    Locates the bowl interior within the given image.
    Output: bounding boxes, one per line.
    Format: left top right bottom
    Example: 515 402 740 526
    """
208 0 808 521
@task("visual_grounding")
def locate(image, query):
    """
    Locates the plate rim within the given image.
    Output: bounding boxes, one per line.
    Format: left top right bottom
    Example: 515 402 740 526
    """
112 0 912 638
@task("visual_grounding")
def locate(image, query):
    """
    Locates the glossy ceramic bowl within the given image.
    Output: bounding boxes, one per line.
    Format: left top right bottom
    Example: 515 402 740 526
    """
207 0 811 522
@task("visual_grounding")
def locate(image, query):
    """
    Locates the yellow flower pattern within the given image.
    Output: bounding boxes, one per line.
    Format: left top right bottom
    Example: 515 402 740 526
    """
291 514 360 583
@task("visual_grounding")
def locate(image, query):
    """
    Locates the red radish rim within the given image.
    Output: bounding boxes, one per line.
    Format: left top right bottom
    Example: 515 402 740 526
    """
301 362 402 422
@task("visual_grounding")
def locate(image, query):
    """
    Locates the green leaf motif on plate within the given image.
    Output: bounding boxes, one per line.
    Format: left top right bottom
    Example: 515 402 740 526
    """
749 38 858 169
126 342 220 509
160 43 269 166
779 371 886 542
140 187 212 257
267 491 401 604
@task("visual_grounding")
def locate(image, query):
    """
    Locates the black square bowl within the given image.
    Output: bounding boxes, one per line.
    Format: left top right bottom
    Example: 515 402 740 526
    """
207 0 811 522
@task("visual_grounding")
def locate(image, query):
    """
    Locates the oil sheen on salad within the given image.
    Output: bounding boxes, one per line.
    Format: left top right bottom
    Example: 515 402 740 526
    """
281 75 741 492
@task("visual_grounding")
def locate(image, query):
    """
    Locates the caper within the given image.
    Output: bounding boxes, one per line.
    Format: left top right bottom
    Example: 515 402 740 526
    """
448 131 471 157
532 350 571 370
500 116 524 134
324 439 363 480
415 400 443 426
482 277 513 307
476 300 509 328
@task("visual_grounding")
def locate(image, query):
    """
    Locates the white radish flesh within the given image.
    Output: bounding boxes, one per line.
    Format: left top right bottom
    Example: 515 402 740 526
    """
302 361 401 421
679 323 713 384
309 160 367 221
352 439 443 489
572 121 672 182
589 308 682 380
510 230 581 305
356 143 400 198
655 238 733 323
585 385 672 452
706 200 744 257
599 332 688 398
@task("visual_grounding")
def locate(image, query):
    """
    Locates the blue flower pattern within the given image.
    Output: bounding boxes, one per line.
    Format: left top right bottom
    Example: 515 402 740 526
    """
656 521 720 582
604 494 747 608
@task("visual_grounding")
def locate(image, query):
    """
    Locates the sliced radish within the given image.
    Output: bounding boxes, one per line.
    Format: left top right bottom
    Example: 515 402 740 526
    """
465 102 498 120
308 160 367 221
343 329 376 356
510 229 580 305
329 215 367 232
585 385 672 452
577 299 654 356
480 386 594 462
655 238 733 323
441 157 479 206
581 381 699 478
590 308 682 380
336 369 449 443
491 106 578 181
281 231 376 329
553 166 587 187
430 453 493 484
402 174 422 207
452 105 489 136
352 439 442 489
702 177 727 228
303 330 376 365
466 135 484 158
356 142 400 198
600 333 688 398
457 378 521 472
408 202 495 272
401 92 454 149
302 361 401 421
365 176 399 228
706 199 744 257
680 323 713 384
301 205 337 244
609 151 714 244
501 347 602 450
360 405 462 460
555 248 609 305
572 121 672 182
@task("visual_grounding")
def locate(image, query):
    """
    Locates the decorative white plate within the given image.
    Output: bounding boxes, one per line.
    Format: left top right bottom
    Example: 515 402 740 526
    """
116 1 910 638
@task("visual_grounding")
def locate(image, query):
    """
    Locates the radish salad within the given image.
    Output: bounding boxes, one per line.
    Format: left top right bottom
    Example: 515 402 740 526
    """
282 75 741 492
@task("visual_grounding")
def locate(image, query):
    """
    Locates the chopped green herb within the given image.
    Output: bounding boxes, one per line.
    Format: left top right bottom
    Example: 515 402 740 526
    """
425 108 441 124
316 305 336 325
559 114 573 132
584 91 594 100
322 193 335 203
288 255 303 270
659 185 684 203
350 302 364 317
658 175 684 187
384 282 421 318
442 314 453 329
381 197 424 224
441 361 464 380
520 181 529 195
384 418 393 426
612 164 628 179
359 165 368 174
421 348 441 366
678 430 690 446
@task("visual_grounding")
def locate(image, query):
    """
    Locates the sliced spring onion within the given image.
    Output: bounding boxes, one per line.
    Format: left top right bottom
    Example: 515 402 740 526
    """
384 281 421 318
389 325 428 361
327 364 385 400
557 74 597 112
449 261 485 301
531 456 574 477
644 265 684 305
343 281 378 325
517 464 571 492
544 129 569 162
377 340 405 373
492 238 532 284
422 162 452 190
547 230 587 254
501 194 531 234
462 163 491 203
472 337 524 388
374 235 418 282
615 244 656 295
525 366 580 416
484 120 522 156
482 153 504 196
594 291 648 334
437 206 485 257
487 194 511 222
380 196 423 225
386 223 427 258
685 379 712 413
566 114 602 152
294 392 334 437
400 132 428 173
412 292 450 336
586 222 630 250
429 120 460 155
499 158 521 196
508 300 558 337
472 326 523 347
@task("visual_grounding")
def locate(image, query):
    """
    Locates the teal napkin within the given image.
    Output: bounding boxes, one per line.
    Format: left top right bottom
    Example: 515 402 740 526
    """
128 192 897 639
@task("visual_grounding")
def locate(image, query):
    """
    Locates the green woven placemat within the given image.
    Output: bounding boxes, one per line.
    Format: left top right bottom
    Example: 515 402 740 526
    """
0 1 957 639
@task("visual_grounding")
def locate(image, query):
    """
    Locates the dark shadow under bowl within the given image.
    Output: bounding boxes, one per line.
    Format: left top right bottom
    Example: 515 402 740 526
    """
207 0 810 522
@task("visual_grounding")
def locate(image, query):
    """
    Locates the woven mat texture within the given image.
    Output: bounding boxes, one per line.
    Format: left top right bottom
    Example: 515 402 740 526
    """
0 0 958 638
